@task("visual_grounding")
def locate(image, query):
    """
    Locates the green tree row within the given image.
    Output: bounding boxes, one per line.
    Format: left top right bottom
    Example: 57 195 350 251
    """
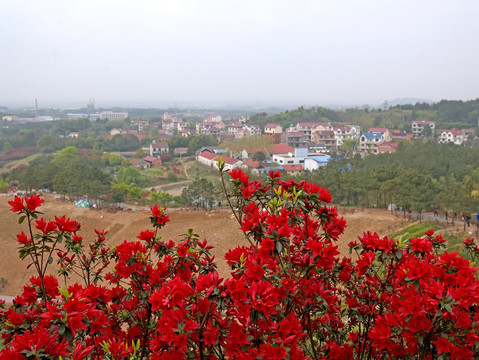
293 142 479 216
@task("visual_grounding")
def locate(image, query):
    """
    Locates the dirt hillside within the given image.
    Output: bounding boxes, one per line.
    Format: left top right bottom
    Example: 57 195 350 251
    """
0 194 406 296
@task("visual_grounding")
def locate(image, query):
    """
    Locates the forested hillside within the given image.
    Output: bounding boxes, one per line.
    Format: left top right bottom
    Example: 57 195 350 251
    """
293 142 479 215
250 99 479 131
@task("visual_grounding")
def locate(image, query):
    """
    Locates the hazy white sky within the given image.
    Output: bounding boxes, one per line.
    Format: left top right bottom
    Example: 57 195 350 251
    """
1 0 478 107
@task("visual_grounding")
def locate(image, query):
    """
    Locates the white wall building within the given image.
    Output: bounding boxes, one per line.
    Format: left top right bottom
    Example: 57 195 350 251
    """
332 125 360 147
411 121 435 137
438 129 465 145
304 156 331 171
100 111 129 121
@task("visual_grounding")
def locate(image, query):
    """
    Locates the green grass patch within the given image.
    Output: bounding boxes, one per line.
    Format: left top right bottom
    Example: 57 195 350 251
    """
444 232 468 254
0 153 42 174
390 221 439 241
390 221 472 255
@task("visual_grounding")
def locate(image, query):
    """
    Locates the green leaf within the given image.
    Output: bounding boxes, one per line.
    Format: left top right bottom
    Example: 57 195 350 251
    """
276 241 283 253
18 215 26 224
443 303 453 313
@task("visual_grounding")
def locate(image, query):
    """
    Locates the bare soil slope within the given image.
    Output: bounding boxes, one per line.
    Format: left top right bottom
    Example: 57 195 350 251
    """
0 195 405 296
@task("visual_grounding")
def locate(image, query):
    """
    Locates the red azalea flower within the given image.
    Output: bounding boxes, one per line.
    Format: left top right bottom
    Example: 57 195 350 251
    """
72 343 96 360
72 235 83 243
55 215 79 233
150 205 170 226
241 185 255 198
229 169 249 187
15 232 32 244
177 245 189 257
25 194 44 212
5 308 26 327
269 170 282 179
425 229 434 237
137 229 155 242
8 195 24 213
35 218 58 234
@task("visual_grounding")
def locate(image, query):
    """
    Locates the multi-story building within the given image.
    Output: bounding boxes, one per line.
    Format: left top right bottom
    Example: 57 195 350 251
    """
411 120 435 137
311 130 336 151
438 129 465 145
281 131 309 148
196 121 222 136
368 127 392 142
264 123 283 144
226 123 243 135
2 115 18 121
131 119 149 132
332 125 361 147
294 122 330 141
359 132 385 154
242 124 261 137
100 111 129 121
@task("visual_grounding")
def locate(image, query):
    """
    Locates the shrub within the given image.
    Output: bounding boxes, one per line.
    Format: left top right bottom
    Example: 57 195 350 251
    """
2 166 479 359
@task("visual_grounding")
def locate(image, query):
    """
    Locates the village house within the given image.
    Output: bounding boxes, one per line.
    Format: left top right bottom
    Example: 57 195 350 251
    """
131 119 149 132
264 123 283 144
303 155 331 171
281 131 309 148
359 132 384 154
391 129 414 141
311 129 336 151
149 142 169 157
368 127 392 142
377 141 399 154
294 122 331 141
332 125 360 147
411 120 435 137
196 149 218 167
68 132 79 138
438 129 465 145
143 156 162 168
215 155 243 171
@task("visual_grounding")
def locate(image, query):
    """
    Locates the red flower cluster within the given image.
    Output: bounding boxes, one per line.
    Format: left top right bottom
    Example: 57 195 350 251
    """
3 170 479 359
8 194 44 213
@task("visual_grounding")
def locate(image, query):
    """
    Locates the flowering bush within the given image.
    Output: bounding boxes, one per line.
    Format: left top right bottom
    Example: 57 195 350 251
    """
2 167 479 359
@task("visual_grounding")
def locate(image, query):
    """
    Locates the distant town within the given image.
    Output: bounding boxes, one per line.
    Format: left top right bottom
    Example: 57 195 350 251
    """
1 99 477 178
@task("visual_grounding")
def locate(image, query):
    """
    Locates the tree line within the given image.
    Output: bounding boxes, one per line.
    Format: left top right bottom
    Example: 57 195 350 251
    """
290 142 479 216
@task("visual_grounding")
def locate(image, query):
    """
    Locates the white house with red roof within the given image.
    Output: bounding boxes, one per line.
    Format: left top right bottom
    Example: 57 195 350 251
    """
438 129 465 145
149 142 169 157
196 149 242 170
216 155 243 171
197 150 218 167
267 143 294 155
332 125 360 147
